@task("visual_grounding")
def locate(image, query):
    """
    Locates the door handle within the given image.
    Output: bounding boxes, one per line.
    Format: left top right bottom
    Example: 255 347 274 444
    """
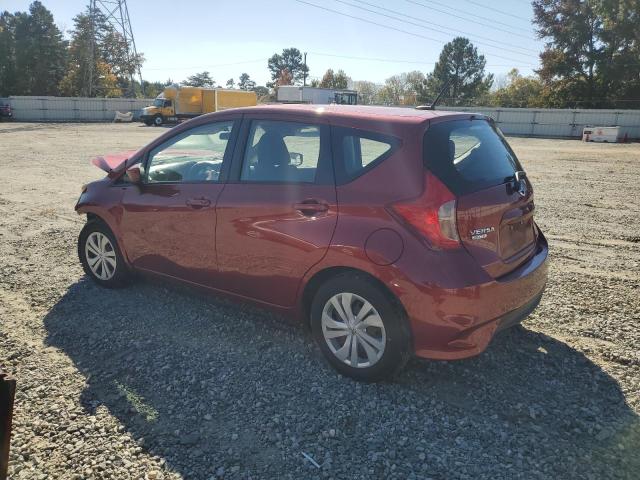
186 197 211 208
294 200 329 215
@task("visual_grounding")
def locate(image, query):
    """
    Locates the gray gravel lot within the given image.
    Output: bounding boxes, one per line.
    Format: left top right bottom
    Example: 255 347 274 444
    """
0 122 638 479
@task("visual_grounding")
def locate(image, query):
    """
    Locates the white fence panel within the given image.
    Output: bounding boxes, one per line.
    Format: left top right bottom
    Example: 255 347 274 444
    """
3 96 153 122
445 106 640 139
2 98 640 138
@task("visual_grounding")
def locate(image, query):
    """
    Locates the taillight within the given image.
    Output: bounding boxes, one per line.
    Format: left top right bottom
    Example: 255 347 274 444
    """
391 172 460 249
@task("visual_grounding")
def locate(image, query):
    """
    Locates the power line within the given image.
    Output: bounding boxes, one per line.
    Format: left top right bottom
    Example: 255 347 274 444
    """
294 0 536 64
461 0 532 23
143 51 539 75
405 0 535 39
144 59 265 71
308 51 538 68
341 0 537 57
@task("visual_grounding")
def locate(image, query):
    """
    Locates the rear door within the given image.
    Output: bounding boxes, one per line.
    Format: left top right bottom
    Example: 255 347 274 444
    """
215 115 337 307
424 118 536 278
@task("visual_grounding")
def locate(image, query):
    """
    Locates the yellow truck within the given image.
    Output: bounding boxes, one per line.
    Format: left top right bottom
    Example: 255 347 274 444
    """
140 86 257 126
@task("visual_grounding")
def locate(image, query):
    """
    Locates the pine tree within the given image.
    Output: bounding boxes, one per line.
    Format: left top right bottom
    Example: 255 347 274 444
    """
1 2 67 96
425 37 493 106
0 11 17 96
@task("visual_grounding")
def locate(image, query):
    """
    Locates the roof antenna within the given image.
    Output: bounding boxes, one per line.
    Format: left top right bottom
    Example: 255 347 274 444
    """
416 78 451 110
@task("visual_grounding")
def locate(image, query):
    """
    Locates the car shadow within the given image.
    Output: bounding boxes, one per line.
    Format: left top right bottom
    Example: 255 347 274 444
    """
44 278 639 479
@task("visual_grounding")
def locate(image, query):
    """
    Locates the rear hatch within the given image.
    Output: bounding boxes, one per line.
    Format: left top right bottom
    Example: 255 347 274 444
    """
423 117 537 278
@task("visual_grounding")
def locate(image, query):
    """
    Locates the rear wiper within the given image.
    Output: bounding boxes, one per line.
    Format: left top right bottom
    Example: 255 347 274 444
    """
505 171 526 183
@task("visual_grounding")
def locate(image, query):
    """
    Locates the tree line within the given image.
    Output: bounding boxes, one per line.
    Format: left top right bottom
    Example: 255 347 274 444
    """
1 1 639 109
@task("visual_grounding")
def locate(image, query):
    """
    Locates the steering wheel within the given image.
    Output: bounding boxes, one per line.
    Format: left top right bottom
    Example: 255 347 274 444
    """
188 161 220 181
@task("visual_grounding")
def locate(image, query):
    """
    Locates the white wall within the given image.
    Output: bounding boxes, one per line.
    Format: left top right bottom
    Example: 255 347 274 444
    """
1 97 639 139
443 106 640 139
0 96 154 122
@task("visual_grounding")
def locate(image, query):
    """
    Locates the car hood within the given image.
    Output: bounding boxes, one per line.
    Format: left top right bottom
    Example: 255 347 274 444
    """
91 150 138 173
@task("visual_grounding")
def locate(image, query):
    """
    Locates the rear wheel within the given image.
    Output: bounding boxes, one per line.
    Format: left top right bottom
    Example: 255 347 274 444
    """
311 273 410 381
78 221 131 288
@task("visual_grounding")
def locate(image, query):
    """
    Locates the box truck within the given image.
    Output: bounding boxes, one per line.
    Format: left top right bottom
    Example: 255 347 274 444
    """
141 86 257 126
277 86 358 105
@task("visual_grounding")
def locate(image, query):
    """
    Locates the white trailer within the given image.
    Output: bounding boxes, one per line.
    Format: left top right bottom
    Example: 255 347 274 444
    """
277 86 358 105
582 126 620 142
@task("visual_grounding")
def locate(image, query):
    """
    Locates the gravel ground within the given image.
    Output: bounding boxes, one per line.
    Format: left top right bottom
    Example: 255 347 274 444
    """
0 122 638 479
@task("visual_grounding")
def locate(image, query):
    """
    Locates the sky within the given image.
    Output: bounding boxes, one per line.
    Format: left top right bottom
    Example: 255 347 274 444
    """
3 0 545 87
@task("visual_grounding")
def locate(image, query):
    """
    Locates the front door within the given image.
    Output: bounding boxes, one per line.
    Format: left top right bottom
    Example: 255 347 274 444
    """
119 119 238 286
215 117 337 307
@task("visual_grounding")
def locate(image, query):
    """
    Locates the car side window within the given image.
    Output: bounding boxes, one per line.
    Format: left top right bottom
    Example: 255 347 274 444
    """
332 127 400 184
240 120 321 183
145 121 234 183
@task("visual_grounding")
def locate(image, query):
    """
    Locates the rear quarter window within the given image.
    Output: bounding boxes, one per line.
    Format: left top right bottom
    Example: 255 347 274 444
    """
423 119 522 195
332 127 400 184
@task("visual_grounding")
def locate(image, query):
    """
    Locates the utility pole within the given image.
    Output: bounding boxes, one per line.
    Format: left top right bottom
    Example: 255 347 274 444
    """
303 52 307 86
89 0 144 97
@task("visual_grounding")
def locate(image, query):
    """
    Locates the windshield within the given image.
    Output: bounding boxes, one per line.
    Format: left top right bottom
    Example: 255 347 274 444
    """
152 99 164 107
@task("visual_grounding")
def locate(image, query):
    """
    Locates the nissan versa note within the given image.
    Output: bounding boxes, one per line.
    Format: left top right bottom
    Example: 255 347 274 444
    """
76 105 548 381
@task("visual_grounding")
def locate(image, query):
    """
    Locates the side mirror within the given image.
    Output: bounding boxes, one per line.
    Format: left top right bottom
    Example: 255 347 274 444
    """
219 131 231 140
126 166 142 184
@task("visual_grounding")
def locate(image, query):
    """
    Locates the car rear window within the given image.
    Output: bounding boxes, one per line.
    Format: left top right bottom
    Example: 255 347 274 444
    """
423 119 522 195
332 127 400 184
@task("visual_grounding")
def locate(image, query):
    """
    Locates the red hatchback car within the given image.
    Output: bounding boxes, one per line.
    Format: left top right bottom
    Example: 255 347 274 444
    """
76 105 548 381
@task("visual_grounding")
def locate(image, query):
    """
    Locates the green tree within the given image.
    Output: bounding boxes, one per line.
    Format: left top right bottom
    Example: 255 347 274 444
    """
238 72 256 91
319 68 335 88
59 10 119 96
225 78 234 88
376 71 426 105
353 80 379 104
319 68 350 89
142 79 172 98
424 37 493 106
490 69 545 107
101 27 144 96
59 6 144 97
267 48 308 86
598 0 640 106
0 11 17 96
533 0 602 107
533 0 640 108
4 2 67 96
182 71 215 88
252 85 270 99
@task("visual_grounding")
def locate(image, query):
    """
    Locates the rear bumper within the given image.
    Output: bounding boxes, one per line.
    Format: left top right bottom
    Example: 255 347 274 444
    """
407 231 548 360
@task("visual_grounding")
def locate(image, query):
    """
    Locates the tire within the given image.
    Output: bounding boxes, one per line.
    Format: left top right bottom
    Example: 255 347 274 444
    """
78 220 131 288
310 273 410 382
153 114 163 126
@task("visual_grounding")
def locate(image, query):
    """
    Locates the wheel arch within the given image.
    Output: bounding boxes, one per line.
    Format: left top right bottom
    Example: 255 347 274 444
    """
79 208 131 268
299 266 409 330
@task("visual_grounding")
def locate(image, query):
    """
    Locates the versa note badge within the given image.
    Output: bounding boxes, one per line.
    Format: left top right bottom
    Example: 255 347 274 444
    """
470 226 495 240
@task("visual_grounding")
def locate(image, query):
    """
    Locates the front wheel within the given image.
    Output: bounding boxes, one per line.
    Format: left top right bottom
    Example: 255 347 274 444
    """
153 114 163 126
78 221 131 288
311 273 410 382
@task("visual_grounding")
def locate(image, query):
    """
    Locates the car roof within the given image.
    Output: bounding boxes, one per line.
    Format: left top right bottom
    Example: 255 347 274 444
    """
219 104 473 125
